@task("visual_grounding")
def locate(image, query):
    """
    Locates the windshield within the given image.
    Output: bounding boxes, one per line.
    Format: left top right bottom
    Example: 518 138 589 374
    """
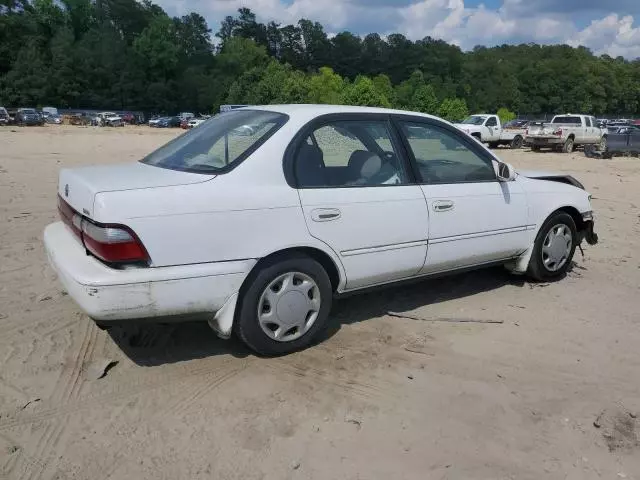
460 116 486 125
21 109 36 114
141 110 287 173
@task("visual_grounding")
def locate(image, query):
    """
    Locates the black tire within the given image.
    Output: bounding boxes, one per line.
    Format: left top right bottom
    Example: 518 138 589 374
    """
527 212 577 281
562 137 574 153
510 136 524 149
234 253 333 356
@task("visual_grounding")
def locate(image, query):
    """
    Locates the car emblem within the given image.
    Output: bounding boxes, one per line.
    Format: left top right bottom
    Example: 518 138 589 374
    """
64 184 69 197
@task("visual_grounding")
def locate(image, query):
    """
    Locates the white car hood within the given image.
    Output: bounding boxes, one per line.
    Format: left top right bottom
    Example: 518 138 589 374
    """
58 162 214 218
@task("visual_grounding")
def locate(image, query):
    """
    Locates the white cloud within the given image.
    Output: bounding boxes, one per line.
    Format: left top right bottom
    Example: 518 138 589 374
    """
158 0 640 58
568 14 640 58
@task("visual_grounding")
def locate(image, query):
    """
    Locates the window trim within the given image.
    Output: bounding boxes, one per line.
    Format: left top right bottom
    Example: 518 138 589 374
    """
283 113 417 189
390 114 498 185
141 109 289 175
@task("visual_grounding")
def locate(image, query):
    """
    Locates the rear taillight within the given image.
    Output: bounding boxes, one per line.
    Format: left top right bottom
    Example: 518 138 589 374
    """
553 128 563 136
58 196 148 264
82 222 148 263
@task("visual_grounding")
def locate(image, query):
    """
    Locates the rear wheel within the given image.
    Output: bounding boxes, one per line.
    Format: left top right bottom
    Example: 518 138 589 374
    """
527 212 577 281
235 254 333 356
562 137 575 153
510 136 524 149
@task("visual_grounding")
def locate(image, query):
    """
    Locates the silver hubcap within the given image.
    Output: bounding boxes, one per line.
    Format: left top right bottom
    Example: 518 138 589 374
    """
542 224 573 272
258 272 321 342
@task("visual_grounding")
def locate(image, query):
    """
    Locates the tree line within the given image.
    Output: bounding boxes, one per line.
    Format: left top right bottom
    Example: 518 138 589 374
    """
1 1 639 118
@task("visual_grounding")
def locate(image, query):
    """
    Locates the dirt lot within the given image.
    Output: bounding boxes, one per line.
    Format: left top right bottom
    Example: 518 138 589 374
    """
1 125 639 480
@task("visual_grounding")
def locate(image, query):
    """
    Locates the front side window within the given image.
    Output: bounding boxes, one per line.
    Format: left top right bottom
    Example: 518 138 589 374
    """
294 120 408 188
399 121 496 184
141 110 287 173
486 117 498 127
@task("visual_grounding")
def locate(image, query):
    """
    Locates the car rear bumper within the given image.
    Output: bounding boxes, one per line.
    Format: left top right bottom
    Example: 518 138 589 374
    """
526 136 564 145
44 222 256 322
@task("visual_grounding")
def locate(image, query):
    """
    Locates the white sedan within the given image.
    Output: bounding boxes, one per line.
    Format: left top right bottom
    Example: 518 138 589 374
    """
44 105 598 355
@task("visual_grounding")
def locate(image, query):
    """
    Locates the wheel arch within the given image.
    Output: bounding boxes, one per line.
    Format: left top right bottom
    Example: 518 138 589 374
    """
243 246 344 295
567 133 576 140
509 205 586 274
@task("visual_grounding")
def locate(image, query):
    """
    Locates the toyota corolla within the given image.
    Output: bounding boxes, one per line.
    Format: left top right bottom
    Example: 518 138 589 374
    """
44 105 598 355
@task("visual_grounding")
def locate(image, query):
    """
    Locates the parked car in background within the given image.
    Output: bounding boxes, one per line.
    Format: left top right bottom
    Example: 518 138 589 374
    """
186 118 206 129
526 114 604 153
68 113 91 126
454 114 527 149
120 113 136 125
149 116 164 127
96 112 124 127
45 113 63 124
180 118 190 129
586 125 640 159
0 106 10 125
16 108 44 126
157 116 181 128
45 105 598 355
42 106 59 117
179 112 195 121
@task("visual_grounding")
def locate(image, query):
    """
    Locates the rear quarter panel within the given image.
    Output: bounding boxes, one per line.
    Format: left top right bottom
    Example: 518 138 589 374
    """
92 123 346 285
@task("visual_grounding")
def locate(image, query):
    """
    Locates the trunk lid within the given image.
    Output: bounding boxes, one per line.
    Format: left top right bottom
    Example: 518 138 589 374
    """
58 162 213 218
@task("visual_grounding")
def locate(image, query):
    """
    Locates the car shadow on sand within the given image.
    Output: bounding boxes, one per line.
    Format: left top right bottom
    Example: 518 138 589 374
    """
107 266 529 366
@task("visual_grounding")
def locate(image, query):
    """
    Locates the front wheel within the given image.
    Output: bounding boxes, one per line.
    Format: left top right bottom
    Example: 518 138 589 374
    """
234 254 333 355
527 212 577 281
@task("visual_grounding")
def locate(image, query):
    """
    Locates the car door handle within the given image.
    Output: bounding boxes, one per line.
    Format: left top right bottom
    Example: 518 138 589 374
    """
433 200 454 212
311 208 341 222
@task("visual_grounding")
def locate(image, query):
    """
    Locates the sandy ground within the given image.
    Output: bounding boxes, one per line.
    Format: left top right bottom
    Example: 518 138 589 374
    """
1 125 639 480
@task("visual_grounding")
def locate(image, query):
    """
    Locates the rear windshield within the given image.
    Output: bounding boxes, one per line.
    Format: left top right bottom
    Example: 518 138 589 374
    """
141 110 288 173
552 116 581 124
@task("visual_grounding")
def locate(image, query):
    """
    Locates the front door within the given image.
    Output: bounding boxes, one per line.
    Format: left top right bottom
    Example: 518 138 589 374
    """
393 117 530 273
292 115 429 290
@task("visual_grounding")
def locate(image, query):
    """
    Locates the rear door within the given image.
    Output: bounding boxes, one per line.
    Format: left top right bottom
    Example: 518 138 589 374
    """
393 116 529 273
291 114 429 290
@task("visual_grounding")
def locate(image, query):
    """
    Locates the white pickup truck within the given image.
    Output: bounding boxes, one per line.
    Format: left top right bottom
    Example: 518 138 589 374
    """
454 114 526 149
525 114 604 153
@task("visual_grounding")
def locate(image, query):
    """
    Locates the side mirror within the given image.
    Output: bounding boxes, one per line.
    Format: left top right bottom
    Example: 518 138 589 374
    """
497 162 516 182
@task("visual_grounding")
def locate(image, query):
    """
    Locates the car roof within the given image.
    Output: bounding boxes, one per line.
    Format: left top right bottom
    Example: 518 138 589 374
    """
244 104 443 123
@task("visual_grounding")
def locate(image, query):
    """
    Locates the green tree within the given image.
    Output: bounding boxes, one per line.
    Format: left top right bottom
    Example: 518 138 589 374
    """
438 98 469 122
497 107 516 124
307 66 344 104
342 75 390 107
410 84 438 114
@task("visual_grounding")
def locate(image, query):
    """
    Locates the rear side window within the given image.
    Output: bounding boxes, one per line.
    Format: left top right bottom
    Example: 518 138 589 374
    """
294 120 409 188
141 110 287 173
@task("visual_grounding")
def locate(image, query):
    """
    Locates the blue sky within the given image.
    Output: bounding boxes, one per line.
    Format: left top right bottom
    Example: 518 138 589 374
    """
160 0 640 58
